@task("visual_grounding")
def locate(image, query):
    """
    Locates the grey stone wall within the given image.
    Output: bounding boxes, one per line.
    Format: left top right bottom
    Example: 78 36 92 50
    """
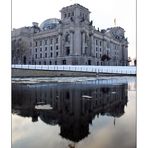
11 4 128 66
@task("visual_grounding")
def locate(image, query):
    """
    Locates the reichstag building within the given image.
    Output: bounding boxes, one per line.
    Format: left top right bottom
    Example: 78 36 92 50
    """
12 3 128 66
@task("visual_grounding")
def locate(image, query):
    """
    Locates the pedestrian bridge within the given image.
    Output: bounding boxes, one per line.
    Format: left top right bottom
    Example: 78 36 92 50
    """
12 64 136 75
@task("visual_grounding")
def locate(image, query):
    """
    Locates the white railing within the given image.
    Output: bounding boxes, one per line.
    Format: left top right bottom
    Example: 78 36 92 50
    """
12 64 136 75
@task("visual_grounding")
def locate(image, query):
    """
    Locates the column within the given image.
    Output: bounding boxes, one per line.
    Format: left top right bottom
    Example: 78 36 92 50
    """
82 32 85 55
89 33 94 56
89 34 95 56
70 31 74 55
58 33 62 57
53 37 55 58
74 28 81 55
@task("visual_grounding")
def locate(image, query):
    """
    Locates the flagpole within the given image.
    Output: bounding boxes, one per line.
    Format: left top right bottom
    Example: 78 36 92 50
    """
114 18 116 27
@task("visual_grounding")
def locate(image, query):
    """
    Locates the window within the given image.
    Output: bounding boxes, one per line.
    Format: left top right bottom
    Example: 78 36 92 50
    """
85 47 87 54
96 53 98 58
64 13 67 18
49 61 52 65
72 12 74 16
96 47 98 51
55 61 57 65
51 52 53 57
66 47 70 56
40 40 42 46
96 40 98 45
40 53 42 58
40 48 42 52
88 60 91 65
44 61 46 65
50 46 53 50
50 39 53 44
65 34 70 42
35 41 37 46
35 54 37 59
39 61 41 65
62 60 66 65
100 41 102 46
45 53 47 58
45 40 47 45
100 54 102 58
56 46 58 50
100 48 102 52
56 52 58 57
45 47 47 51
35 48 37 52
56 38 58 43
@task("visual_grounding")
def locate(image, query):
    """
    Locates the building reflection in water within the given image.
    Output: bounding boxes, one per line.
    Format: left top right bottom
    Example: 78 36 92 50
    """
12 82 128 143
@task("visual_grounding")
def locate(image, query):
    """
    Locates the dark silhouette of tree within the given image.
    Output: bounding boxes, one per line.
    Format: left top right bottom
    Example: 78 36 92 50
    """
101 54 111 61
89 20 93 26
12 39 28 64
134 59 136 66
127 57 132 65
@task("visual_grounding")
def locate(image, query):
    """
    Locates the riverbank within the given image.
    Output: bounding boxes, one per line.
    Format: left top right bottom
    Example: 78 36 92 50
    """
12 75 136 84
12 68 136 78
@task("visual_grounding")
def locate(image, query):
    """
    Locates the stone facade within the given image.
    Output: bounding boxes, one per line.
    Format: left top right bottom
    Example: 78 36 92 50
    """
12 3 128 66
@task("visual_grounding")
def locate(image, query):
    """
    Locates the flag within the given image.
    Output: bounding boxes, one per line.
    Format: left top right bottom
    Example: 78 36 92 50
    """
114 18 116 26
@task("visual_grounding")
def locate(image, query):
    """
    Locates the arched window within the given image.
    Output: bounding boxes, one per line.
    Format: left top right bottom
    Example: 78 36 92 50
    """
65 34 70 42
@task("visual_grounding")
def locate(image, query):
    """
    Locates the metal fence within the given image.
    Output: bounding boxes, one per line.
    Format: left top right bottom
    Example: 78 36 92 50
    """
12 64 136 75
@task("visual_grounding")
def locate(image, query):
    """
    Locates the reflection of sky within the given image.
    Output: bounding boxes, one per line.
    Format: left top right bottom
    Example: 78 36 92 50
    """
12 116 69 148
12 81 136 148
77 87 136 148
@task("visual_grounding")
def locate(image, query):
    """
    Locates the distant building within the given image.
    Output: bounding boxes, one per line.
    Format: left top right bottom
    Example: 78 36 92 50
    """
12 3 128 66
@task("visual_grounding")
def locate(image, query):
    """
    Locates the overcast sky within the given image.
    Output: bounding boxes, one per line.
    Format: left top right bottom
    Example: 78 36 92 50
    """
12 0 136 59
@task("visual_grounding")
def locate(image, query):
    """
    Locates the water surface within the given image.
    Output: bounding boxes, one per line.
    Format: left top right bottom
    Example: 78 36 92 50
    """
12 77 136 148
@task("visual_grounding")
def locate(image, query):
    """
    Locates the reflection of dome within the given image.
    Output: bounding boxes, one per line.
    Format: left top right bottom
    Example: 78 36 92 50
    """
40 18 60 30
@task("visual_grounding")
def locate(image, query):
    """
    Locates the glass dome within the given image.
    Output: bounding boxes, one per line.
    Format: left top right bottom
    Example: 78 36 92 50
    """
40 18 60 30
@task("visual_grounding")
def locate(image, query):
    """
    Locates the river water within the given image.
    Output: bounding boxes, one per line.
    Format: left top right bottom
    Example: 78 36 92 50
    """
12 77 136 148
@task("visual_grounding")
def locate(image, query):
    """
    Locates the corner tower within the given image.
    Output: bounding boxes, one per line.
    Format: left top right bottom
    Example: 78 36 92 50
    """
60 4 90 24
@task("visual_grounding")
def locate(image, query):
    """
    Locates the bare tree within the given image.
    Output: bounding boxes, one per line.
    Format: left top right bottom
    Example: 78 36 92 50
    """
134 59 136 66
127 57 132 66
101 54 111 61
101 54 111 65
12 39 28 64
